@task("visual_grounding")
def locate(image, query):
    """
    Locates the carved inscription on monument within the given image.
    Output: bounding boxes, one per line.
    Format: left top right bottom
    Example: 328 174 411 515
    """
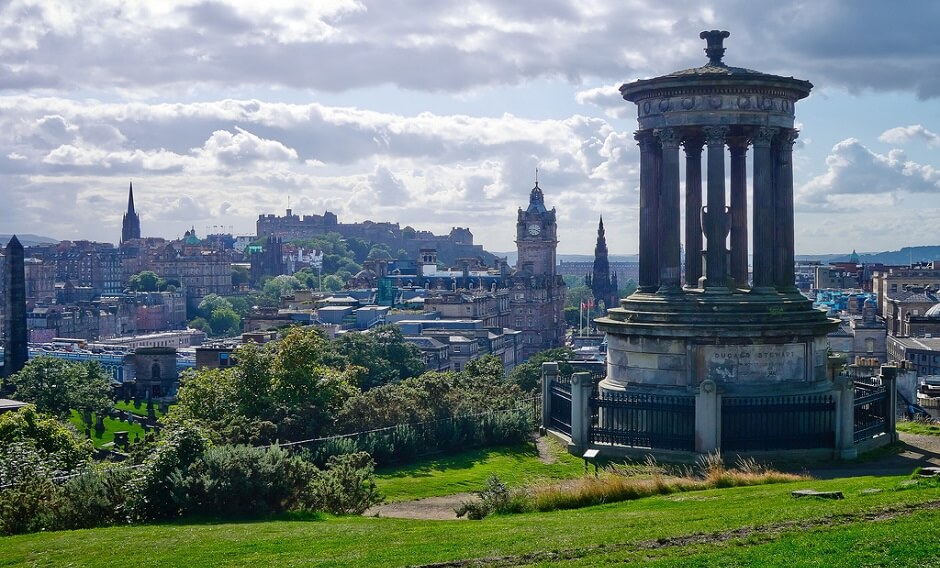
700 343 806 383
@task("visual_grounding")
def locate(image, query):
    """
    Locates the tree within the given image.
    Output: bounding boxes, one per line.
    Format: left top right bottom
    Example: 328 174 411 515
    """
333 326 424 391
129 270 164 292
507 347 576 393
11 358 113 419
209 306 241 337
0 405 93 470
169 328 358 443
262 275 304 302
321 274 344 292
231 266 249 287
197 294 233 317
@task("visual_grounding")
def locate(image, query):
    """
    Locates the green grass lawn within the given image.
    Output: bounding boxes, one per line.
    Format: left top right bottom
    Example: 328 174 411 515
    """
68 410 148 449
375 437 584 502
896 419 940 436
3 441 940 567
114 400 166 418
1 474 938 567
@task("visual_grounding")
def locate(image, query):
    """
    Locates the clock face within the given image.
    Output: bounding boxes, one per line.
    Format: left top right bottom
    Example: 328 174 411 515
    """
527 223 541 236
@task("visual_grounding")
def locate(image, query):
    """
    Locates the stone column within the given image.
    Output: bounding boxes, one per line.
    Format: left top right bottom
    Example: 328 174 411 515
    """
881 365 900 443
833 374 857 459
540 362 559 433
636 130 661 293
569 372 594 452
750 126 778 294
683 136 705 287
695 379 720 453
701 126 729 291
657 128 682 294
774 129 799 294
728 137 749 288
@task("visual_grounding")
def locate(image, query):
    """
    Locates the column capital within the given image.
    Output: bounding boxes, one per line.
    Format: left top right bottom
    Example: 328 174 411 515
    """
703 125 729 147
776 128 799 148
634 129 657 151
655 127 681 149
751 126 778 148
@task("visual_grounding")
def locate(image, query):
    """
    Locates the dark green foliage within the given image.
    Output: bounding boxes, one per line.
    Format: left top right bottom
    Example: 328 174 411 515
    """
333 325 425 390
0 442 61 535
0 405 93 470
10 358 113 419
167 327 358 444
51 467 134 530
127 423 210 521
305 404 534 467
177 445 314 517
304 452 380 515
507 348 576 393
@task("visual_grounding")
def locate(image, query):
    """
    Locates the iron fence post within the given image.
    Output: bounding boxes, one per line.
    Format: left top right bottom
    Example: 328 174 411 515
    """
880 365 899 443
541 362 558 433
835 374 857 459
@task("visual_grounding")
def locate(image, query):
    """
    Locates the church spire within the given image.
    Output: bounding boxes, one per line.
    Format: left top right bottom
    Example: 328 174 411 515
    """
121 180 141 244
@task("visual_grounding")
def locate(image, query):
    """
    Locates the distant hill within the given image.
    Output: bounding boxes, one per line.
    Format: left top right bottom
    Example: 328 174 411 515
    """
797 245 940 266
0 234 59 247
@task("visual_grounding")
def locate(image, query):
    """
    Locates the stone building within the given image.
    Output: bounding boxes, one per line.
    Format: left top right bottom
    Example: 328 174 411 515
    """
882 287 938 337
509 182 567 360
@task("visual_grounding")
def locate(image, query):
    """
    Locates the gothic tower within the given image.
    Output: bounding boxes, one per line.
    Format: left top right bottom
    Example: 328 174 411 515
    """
511 181 566 360
590 216 619 311
121 181 141 244
515 182 558 276
2 235 27 380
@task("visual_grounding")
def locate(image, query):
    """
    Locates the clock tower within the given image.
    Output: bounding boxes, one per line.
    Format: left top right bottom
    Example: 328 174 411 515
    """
515 182 557 276
511 181 566 360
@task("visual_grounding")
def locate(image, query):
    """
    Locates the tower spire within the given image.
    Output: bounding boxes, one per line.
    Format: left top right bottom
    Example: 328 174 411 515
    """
121 180 142 244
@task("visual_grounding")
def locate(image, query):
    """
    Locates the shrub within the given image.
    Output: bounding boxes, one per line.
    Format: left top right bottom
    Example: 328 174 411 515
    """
0 442 60 535
304 452 380 515
51 467 134 530
180 444 313 517
126 423 210 521
455 474 529 519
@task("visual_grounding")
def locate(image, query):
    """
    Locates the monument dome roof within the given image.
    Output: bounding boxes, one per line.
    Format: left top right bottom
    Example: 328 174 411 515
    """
620 30 812 103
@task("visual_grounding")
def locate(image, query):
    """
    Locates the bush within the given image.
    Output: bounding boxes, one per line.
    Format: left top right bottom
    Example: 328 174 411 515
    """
0 442 60 535
304 452 380 515
455 474 528 519
127 423 210 521
51 467 134 530
180 444 313 517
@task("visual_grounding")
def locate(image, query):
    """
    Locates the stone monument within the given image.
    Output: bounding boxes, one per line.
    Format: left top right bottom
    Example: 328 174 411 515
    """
2 235 28 381
595 31 842 455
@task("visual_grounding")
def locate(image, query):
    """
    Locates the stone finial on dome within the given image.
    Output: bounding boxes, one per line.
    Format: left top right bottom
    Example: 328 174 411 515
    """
700 30 731 66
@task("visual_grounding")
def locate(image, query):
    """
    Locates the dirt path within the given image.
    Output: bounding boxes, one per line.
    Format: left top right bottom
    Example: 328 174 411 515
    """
366 493 477 520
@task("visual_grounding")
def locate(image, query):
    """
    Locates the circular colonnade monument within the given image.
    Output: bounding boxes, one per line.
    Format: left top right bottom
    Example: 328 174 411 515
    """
595 30 847 456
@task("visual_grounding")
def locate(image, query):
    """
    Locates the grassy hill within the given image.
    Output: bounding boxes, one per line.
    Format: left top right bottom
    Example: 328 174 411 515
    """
2 440 939 567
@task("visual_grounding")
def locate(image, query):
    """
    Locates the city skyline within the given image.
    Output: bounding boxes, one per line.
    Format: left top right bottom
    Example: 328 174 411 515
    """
1 1 939 255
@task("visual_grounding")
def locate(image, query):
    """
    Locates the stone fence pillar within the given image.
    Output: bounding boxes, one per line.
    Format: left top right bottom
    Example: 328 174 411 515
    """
540 362 559 433
569 372 594 453
833 374 857 459
881 365 899 443
695 379 720 453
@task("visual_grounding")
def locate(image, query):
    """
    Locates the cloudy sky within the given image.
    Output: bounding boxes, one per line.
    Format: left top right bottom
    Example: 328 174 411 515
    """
2 0 940 256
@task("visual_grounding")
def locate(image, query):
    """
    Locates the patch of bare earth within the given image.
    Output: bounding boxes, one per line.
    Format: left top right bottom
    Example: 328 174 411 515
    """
365 493 478 520
534 434 557 464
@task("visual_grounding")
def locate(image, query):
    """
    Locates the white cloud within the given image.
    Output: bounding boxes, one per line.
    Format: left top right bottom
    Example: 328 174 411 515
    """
879 125 940 147
798 138 940 210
